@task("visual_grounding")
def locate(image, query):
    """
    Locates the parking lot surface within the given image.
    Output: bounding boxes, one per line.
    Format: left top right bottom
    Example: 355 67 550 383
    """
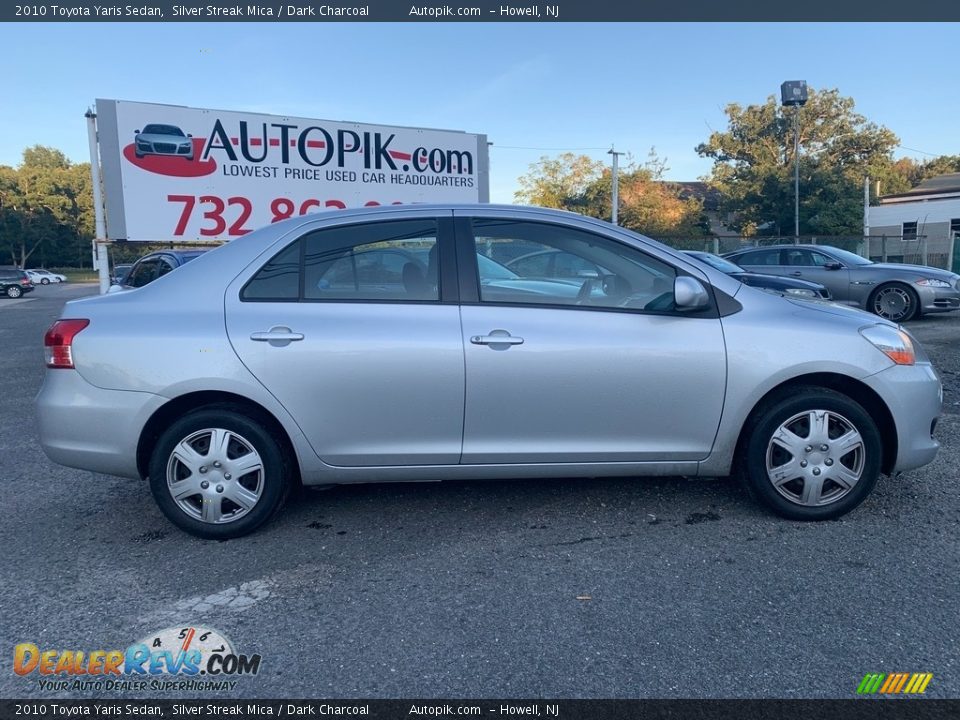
1 283 957 699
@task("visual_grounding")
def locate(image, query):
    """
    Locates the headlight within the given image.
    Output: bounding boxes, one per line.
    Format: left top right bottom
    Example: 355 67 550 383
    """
915 278 951 288
784 288 817 298
859 324 915 366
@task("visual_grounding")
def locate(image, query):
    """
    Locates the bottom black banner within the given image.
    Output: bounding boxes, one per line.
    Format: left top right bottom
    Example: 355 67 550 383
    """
1 700 958 720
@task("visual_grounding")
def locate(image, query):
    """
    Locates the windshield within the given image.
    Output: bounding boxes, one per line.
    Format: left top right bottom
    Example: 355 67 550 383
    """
142 124 185 136
688 252 743 274
823 246 873 266
477 254 518 280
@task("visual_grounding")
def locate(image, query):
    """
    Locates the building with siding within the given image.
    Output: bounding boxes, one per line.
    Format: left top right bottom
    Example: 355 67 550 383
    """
867 173 960 270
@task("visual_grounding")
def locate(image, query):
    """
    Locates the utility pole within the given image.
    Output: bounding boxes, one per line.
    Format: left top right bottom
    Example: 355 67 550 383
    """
780 81 808 242
793 106 800 239
608 147 624 226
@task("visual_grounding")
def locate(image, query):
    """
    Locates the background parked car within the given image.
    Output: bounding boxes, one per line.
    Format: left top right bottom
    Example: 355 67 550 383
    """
0 267 34 298
683 251 831 299
723 244 960 322
119 249 209 289
26 269 67 285
38 206 942 540
111 263 133 286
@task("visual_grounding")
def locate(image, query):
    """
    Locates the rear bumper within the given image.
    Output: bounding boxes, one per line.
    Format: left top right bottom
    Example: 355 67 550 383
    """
864 361 942 473
36 370 165 479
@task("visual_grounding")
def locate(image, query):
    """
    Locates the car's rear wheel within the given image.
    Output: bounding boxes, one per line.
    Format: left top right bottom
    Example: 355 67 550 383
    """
741 387 882 520
870 282 918 322
6 286 22 298
148 407 290 539
40 278 49 285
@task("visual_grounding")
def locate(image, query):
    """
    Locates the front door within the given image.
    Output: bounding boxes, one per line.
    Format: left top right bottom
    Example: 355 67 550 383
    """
457 217 727 464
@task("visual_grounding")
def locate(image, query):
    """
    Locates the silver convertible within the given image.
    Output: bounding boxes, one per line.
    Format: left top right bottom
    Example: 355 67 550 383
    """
37 206 942 538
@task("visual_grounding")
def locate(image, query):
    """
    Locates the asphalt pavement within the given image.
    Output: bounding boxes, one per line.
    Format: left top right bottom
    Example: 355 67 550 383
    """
0 283 957 699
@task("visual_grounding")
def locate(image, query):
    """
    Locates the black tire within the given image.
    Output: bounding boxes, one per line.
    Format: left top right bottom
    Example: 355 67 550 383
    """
6 285 22 298
869 282 918 322
148 406 291 539
740 386 882 521
41 278 49 285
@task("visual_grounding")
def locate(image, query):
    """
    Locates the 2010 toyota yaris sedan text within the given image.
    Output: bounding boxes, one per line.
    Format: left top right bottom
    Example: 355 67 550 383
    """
36 205 943 539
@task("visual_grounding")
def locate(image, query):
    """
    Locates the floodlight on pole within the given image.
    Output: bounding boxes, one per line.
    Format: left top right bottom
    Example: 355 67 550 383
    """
780 81 808 241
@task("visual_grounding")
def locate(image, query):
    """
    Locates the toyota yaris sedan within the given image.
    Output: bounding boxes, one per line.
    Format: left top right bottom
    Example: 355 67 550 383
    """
37 206 942 539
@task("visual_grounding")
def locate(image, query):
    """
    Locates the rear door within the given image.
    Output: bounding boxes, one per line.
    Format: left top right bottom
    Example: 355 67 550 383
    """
225 215 465 466
456 215 727 464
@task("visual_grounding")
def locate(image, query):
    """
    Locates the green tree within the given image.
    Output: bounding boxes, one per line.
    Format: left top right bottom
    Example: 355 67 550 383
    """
0 146 94 267
696 88 900 235
515 150 706 238
515 153 606 208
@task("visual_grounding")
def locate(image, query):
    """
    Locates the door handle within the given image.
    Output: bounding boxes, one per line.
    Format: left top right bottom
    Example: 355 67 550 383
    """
250 326 304 346
789 271 802 276
471 330 524 346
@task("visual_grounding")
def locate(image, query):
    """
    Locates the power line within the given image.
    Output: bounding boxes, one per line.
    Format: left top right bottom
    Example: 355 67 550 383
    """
897 145 941 157
491 145 611 151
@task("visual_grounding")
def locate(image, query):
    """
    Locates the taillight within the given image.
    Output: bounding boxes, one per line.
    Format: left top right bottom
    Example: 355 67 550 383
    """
44 319 90 369
21 278 30 285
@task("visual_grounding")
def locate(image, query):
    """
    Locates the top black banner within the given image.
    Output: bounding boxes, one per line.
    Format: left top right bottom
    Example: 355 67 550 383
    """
2 0 959 21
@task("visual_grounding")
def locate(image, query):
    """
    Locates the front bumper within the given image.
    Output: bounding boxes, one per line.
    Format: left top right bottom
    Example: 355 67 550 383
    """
916 284 960 314
36 369 165 479
864 361 942 473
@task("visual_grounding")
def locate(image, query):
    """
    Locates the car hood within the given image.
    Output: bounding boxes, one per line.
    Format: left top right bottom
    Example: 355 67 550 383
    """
784 295 895 326
733 271 824 290
865 263 959 281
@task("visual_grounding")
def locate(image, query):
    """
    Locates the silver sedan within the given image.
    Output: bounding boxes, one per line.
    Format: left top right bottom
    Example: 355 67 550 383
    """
723 244 960 323
37 206 943 538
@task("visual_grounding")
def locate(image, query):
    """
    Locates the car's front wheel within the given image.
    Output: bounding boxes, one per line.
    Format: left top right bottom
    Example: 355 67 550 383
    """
148 407 290 539
6 285 22 298
741 387 882 520
870 282 918 322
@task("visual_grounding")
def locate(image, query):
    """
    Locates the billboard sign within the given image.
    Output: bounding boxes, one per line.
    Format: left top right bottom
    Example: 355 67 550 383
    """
95 99 489 242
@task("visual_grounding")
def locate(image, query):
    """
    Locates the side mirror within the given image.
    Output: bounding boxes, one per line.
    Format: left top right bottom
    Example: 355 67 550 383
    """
824 261 843 270
107 284 124 294
134 129 141 134
187 133 193 138
674 276 710 311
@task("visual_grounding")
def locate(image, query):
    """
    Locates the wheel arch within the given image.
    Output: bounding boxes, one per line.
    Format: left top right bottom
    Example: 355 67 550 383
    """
136 391 302 484
733 372 898 475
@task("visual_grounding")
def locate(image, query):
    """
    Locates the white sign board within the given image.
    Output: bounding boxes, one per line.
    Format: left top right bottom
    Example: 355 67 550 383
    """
95 99 489 242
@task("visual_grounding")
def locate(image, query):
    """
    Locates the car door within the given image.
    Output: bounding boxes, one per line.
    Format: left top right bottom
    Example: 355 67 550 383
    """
781 249 851 301
729 247 787 275
456 214 727 464
225 215 466 467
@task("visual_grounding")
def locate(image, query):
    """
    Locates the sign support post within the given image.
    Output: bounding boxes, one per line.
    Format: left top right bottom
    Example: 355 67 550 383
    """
85 108 111 294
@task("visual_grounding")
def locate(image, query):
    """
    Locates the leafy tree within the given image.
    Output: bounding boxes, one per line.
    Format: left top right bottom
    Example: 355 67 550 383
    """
696 88 900 235
515 150 706 238
0 146 94 267
515 153 606 209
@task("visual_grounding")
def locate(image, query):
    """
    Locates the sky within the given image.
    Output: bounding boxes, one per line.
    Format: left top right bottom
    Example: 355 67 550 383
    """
1 22 958 203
